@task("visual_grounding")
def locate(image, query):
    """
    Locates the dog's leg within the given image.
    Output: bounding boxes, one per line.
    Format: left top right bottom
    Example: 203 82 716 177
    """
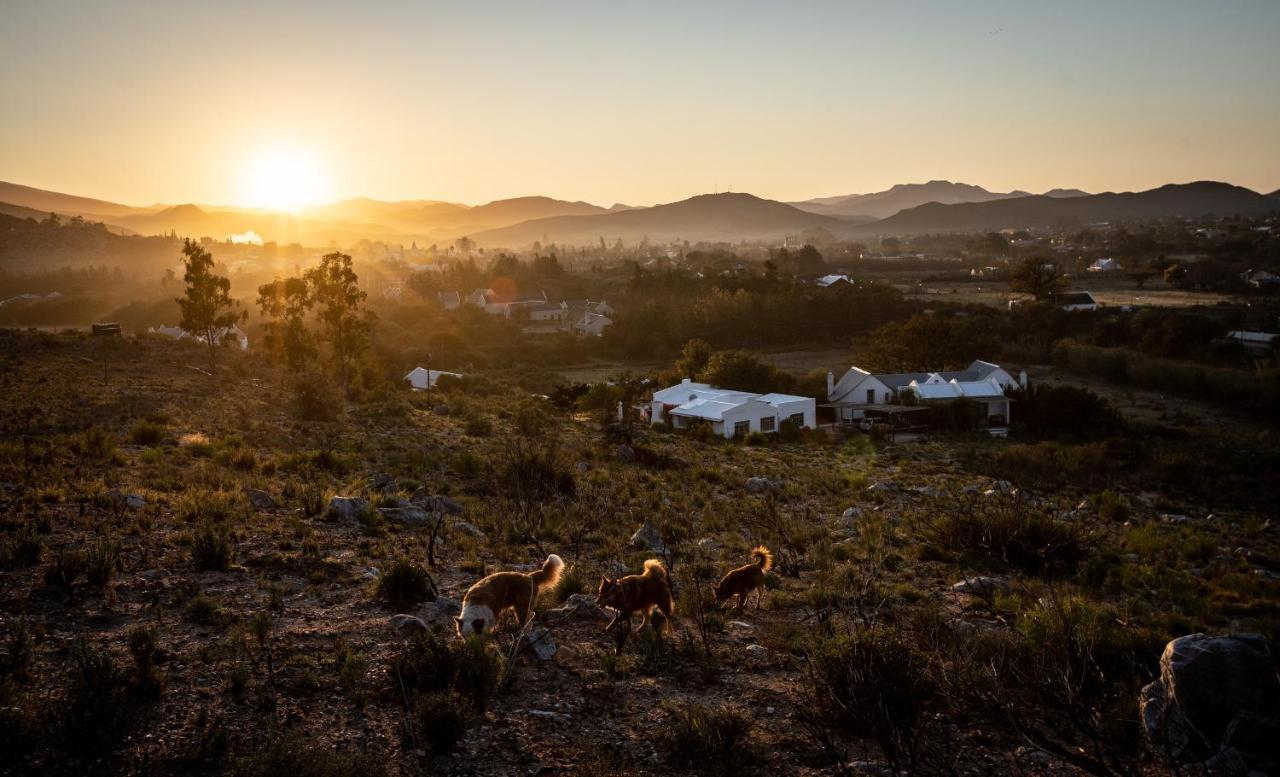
755 586 763 609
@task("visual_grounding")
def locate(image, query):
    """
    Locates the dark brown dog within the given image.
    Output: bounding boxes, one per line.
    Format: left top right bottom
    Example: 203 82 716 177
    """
595 559 674 651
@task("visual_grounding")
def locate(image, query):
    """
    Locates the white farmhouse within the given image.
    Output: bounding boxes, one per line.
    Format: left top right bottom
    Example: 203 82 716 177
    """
649 379 816 438
826 359 1020 424
1087 258 1123 272
404 367 463 390
573 311 613 337
905 374 1012 423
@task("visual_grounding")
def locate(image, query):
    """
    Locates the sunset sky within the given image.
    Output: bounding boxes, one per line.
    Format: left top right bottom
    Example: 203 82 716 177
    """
3 0 1278 208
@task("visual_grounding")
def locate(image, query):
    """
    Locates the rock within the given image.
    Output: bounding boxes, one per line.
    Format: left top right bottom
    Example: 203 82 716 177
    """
575 461 590 473
1141 633 1280 763
545 594 610 623
430 596 462 621
1201 747 1250 777
523 627 556 660
910 485 939 498
629 520 665 552
410 491 464 515
433 404 451 416
726 620 756 632
744 644 768 657
379 507 429 525
245 488 276 510
695 537 719 552
990 479 1014 492
603 560 630 579
1161 513 1192 524
841 506 863 519
949 576 1009 598
615 444 637 463
391 614 430 633
866 481 898 494
745 477 778 494
361 567 380 581
327 496 369 523
451 520 486 539
108 489 146 510
369 472 398 494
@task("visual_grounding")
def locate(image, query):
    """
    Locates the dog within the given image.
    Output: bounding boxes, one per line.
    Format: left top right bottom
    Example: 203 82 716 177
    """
712 546 773 610
455 554 563 637
595 559 674 651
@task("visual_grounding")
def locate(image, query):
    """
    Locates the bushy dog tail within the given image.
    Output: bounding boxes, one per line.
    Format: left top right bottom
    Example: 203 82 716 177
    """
529 554 564 591
751 545 774 573
642 558 668 582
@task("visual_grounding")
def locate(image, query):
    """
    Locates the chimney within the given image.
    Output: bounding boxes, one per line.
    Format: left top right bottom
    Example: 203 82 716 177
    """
1019 370 1029 390
682 377 692 385
826 371 835 398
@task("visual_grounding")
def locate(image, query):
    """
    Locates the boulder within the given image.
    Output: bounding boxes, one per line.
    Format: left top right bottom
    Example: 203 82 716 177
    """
379 507 429 525
1161 513 1192 524
245 488 276 510
523 627 556 660
910 485 940 498
410 491 464 515
108 489 146 510
326 496 369 523
451 520 486 539
1140 633 1280 764
949 576 1009 598
433 404 451 416
629 520 665 552
615 444 637 463
745 476 778 494
545 594 610 623
391 614 430 633
866 481 898 494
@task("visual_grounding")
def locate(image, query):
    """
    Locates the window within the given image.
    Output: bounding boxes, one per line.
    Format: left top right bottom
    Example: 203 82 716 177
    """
866 388 876 403
788 413 804 426
760 416 776 432
733 420 750 437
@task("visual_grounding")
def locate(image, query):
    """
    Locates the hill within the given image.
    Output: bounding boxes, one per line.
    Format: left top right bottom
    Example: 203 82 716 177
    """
791 181 1030 219
1043 188 1090 198
470 192 850 247
871 181 1279 234
0 180 150 219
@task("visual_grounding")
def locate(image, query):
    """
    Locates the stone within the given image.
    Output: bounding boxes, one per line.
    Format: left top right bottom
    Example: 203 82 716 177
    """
615 444 637 463
451 520 486 539
379 507 429 525
726 620 756 632
696 537 719 552
1140 633 1280 763
108 489 146 510
949 576 1009 598
745 476 778 494
327 496 369 523
841 506 863 519
523 627 556 660
433 404 451 416
410 491 464 515
369 472 398 494
910 485 940 498
545 594 610 623
603 560 630 579
391 614 430 633
629 520 665 552
361 567 380 581
245 488 276 510
1161 513 1192 524
744 644 768 657
866 481 898 493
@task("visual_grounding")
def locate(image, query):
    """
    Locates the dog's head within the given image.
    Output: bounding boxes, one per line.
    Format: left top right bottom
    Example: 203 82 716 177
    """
711 579 729 605
454 605 494 637
595 576 624 609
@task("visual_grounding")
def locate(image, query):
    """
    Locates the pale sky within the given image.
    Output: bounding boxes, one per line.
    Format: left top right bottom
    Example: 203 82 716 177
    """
2 0 1278 208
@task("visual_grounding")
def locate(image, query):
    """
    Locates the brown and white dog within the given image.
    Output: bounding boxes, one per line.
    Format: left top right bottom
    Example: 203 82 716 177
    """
595 559 674 639
712 546 773 610
455 554 563 637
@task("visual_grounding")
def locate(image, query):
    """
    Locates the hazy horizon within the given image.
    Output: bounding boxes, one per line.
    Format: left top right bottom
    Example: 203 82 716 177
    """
3 0 1279 209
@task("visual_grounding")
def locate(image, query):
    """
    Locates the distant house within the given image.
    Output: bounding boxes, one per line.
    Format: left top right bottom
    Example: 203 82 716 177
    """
826 359 1020 424
1242 270 1280 289
1087 258 1123 272
649 379 816 439
436 291 461 310
573 311 613 337
1049 291 1098 311
1225 330 1277 353
404 367 462 391
816 274 852 288
150 323 249 350
903 373 1012 424
468 287 548 317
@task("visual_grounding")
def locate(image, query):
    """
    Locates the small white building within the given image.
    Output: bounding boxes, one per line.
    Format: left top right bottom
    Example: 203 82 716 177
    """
650 379 816 438
404 367 463 391
1087 258 1123 272
437 291 461 310
816 274 852 288
573 311 613 337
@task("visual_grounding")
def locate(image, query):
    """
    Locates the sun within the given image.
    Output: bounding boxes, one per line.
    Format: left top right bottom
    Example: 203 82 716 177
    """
241 147 330 212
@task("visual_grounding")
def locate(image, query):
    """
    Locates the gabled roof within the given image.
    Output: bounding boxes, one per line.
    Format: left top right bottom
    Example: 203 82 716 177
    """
907 374 1006 400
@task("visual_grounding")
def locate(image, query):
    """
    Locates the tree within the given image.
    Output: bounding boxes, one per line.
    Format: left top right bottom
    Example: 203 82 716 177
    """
305 252 368 394
1008 257 1068 300
698 350 794 394
256 276 314 368
176 239 241 371
674 338 714 380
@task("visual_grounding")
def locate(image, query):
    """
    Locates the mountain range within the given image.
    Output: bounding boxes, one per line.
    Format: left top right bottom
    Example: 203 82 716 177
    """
1 179 1276 250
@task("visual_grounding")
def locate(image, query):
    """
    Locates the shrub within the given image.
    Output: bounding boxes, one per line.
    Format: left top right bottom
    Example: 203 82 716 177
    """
1 522 43 568
73 426 118 461
190 521 233 571
406 691 471 753
803 625 937 773
376 559 436 610
389 630 504 713
85 533 121 590
129 420 166 446
233 728 388 777
44 548 87 593
1092 489 1129 522
61 636 132 755
463 416 492 437
927 493 1088 576
659 701 755 773
291 372 343 422
127 626 165 698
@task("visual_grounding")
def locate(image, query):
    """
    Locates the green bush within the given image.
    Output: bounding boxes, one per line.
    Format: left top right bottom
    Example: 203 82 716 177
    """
190 521 233 571
291 372 343 422
389 630 504 713
376 559 436 610
927 494 1088 576
463 416 492 437
129 420 166 446
406 691 471 753
659 701 755 773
